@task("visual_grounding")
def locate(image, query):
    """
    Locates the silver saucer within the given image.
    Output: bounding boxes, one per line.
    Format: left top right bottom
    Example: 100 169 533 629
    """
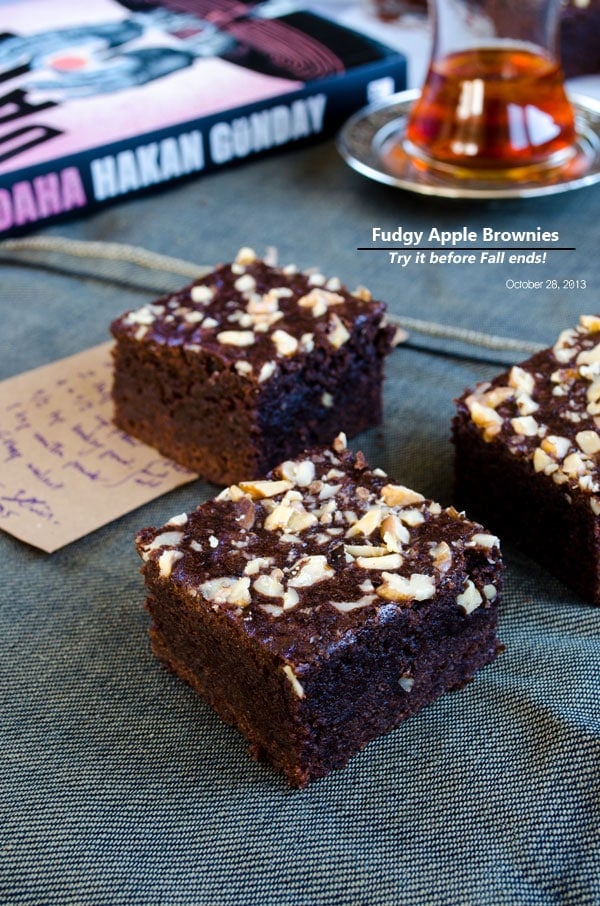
336 89 600 199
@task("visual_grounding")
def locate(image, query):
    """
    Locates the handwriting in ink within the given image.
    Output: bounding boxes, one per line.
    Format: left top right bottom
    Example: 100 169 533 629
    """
62 460 100 481
26 463 64 491
0 487 54 522
71 422 104 453
0 430 22 462
33 432 65 457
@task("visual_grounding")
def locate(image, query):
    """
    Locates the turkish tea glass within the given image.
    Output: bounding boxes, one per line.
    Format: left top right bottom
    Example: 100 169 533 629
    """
401 0 576 178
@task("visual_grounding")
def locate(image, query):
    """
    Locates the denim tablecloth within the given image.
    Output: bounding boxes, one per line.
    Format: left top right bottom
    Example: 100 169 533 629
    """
1 139 599 905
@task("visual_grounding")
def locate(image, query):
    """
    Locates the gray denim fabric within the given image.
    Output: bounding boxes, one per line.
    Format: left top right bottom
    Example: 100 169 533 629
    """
1 141 599 905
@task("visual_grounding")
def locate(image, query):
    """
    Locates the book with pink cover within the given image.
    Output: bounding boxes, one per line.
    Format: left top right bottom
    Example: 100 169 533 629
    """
0 0 406 235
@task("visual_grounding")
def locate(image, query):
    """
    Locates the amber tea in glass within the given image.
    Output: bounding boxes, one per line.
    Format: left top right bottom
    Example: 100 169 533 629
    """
402 0 576 177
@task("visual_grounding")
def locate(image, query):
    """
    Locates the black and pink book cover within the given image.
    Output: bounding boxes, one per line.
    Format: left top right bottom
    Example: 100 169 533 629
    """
0 0 406 233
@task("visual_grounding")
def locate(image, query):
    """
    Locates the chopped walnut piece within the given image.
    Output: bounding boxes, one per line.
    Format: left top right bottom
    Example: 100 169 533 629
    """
587 382 600 407
234 247 257 265
376 572 436 602
562 452 588 477
288 510 319 533
456 580 483 614
345 507 382 538
283 665 305 698
238 479 293 499
216 330 255 347
253 572 285 598
216 484 251 503
258 361 277 383
327 313 351 348
190 284 214 304
580 315 600 333
251 311 284 332
467 399 503 440
233 274 256 293
508 365 535 396
168 513 188 527
356 553 403 570
379 484 424 507
430 541 452 574
344 544 388 558
184 310 205 324
541 435 571 460
297 288 345 318
234 497 255 530
578 338 600 366
125 305 160 326
318 482 341 501
553 327 578 362
264 504 295 532
140 530 184 559
247 293 279 314
282 588 300 610
300 332 315 353
330 595 377 613
510 415 539 437
515 392 539 416
199 576 251 607
271 329 298 356
380 513 410 551
288 555 334 587
533 447 556 473
482 385 514 408
467 533 500 550
397 508 425 527
576 430 600 455
158 549 184 578
279 459 316 487
243 557 274 576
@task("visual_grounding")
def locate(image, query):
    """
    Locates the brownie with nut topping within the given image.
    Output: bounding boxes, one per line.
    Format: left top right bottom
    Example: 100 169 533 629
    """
453 315 600 604
110 248 395 485
136 435 502 787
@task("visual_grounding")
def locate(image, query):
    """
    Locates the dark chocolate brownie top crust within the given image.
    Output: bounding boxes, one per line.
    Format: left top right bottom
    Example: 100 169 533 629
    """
110 247 395 382
456 315 600 516
136 436 501 694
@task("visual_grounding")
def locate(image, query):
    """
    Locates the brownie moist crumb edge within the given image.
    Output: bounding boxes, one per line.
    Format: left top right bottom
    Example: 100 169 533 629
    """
111 247 396 485
454 314 600 604
136 435 503 787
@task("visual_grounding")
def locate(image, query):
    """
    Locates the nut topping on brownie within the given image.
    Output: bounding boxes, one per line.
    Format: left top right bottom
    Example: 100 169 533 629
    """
137 436 502 786
137 434 501 625
111 249 396 485
115 247 386 379
454 315 600 604
461 316 600 513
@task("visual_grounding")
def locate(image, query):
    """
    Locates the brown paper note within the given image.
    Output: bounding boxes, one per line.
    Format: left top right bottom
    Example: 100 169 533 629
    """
0 342 197 552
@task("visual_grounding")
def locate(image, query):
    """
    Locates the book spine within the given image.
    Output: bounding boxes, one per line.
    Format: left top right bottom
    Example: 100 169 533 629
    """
0 55 406 238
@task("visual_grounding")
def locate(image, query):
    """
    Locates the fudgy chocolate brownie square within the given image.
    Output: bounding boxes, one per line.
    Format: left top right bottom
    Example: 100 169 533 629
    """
110 248 395 485
136 435 502 787
453 315 600 604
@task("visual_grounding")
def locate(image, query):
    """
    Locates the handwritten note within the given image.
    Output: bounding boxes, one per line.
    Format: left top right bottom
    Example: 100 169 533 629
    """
0 343 197 552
